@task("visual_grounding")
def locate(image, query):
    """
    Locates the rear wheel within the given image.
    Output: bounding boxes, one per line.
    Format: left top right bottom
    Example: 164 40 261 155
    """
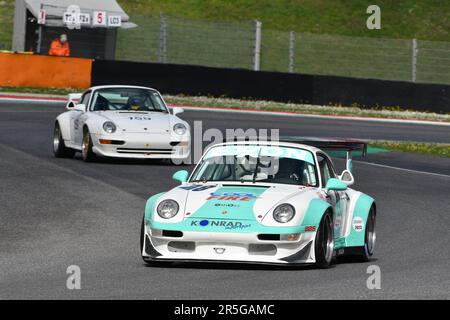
82 128 96 162
314 211 334 268
53 122 75 158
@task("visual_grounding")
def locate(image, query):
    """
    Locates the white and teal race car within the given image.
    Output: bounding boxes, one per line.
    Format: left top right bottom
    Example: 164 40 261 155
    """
141 138 376 268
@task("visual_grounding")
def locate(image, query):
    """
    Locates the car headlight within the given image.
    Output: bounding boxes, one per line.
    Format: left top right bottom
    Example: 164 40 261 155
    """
173 123 187 135
157 199 179 219
273 204 295 223
103 121 116 134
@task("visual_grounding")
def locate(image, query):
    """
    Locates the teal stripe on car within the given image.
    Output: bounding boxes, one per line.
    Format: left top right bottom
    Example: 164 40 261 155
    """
344 193 375 247
144 192 165 221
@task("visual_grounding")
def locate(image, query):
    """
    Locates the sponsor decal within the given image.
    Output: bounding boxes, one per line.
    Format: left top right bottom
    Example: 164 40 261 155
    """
214 203 240 208
353 217 364 232
207 192 257 201
205 145 315 165
334 216 342 229
128 116 151 120
190 220 251 230
179 185 216 192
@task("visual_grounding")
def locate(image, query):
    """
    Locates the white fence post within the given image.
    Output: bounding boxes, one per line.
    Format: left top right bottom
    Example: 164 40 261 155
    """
253 20 262 71
36 3 44 54
412 38 418 82
159 12 167 63
288 31 295 73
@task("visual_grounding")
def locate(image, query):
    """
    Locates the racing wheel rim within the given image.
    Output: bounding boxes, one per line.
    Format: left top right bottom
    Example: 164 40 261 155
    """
53 125 60 152
366 208 376 255
82 132 90 158
322 213 334 264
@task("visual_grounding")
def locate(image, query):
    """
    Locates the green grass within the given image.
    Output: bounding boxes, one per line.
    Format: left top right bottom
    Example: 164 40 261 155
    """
118 0 450 41
0 1 14 50
0 86 74 95
370 141 450 157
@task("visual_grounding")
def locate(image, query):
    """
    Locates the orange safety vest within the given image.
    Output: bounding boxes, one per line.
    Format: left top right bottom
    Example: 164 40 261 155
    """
48 39 70 57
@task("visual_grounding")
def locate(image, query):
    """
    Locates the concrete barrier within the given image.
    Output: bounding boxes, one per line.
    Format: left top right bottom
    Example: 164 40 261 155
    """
0 52 92 89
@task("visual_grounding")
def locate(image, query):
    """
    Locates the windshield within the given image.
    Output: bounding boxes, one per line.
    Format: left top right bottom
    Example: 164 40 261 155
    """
89 88 168 112
191 145 318 186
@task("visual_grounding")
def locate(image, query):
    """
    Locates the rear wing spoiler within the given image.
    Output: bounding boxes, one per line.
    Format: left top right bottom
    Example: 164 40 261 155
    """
280 136 367 156
280 136 367 173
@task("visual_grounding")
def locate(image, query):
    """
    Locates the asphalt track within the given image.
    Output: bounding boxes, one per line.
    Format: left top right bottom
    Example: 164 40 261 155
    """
0 101 449 299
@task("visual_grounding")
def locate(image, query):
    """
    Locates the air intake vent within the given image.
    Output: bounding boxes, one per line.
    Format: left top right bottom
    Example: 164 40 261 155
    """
257 234 280 241
162 230 183 238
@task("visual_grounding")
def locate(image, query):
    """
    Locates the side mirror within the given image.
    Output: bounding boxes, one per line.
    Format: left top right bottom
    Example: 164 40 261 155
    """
172 170 189 184
66 102 75 110
339 170 354 186
325 178 348 191
74 104 86 112
172 107 184 116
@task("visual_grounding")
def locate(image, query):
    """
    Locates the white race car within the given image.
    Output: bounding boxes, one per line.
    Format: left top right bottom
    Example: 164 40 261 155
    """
53 85 190 162
141 138 376 268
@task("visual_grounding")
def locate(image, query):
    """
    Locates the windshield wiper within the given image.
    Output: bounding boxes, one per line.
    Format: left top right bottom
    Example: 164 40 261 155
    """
252 149 262 183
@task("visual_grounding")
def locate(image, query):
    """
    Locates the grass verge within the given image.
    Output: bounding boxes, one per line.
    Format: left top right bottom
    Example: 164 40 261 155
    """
370 141 450 158
164 95 450 122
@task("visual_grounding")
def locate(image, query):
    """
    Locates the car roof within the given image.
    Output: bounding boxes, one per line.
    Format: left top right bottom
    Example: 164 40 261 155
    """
211 141 321 154
88 85 159 92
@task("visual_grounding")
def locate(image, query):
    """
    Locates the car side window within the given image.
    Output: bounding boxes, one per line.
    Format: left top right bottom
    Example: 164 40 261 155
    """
80 91 91 107
317 154 335 187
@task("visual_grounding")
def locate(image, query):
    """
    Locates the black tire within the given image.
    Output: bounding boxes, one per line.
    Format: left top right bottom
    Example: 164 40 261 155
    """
314 211 334 268
53 122 75 158
165 157 189 166
358 206 377 262
339 206 377 263
81 127 96 162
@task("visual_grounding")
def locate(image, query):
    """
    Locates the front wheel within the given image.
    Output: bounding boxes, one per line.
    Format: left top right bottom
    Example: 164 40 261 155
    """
82 128 96 162
53 122 75 158
359 206 376 262
314 211 334 268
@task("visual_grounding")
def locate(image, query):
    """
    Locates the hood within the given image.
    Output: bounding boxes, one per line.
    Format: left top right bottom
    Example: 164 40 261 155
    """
155 183 318 228
95 111 171 133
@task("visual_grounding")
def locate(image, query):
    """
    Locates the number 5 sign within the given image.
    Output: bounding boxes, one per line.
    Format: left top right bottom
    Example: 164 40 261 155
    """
93 11 107 26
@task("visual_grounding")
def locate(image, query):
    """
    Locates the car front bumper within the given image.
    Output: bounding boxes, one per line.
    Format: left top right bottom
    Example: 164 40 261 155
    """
142 226 317 265
91 132 190 159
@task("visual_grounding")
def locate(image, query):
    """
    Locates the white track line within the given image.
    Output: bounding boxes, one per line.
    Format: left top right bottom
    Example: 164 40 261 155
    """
173 105 450 127
0 97 64 104
355 160 450 178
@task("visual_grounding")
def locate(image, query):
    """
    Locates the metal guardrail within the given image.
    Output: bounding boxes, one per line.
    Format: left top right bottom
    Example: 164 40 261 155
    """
115 13 450 85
